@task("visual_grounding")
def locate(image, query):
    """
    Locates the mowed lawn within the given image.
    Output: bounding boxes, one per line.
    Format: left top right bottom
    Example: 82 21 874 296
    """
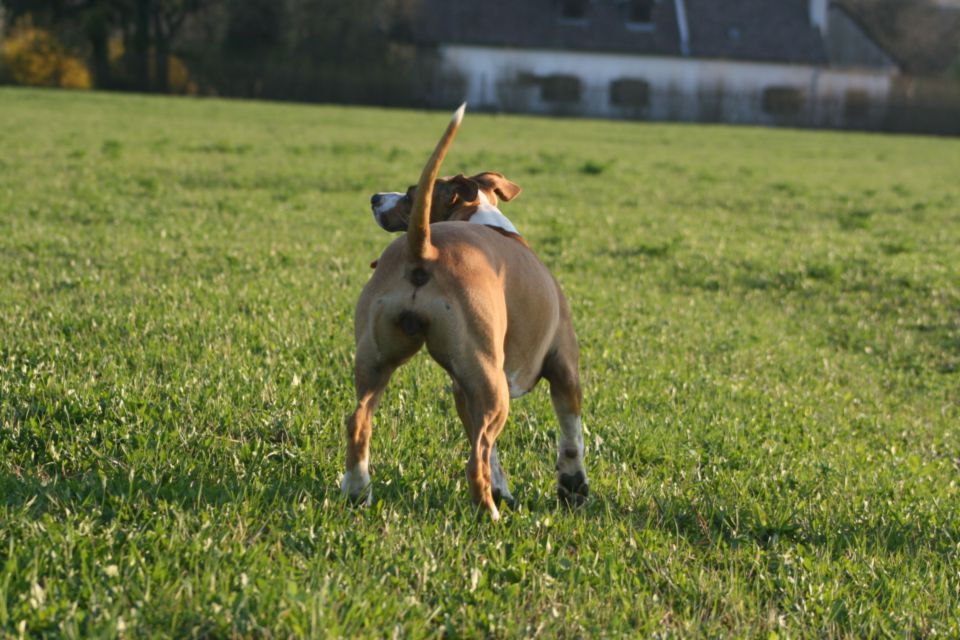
1 87 958 637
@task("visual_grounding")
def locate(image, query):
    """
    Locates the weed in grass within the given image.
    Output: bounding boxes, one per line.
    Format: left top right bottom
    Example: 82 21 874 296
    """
579 160 611 175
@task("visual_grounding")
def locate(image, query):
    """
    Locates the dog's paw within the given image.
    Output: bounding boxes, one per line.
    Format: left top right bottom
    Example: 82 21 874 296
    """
492 487 516 511
344 490 371 507
478 503 501 523
340 470 372 507
557 470 589 507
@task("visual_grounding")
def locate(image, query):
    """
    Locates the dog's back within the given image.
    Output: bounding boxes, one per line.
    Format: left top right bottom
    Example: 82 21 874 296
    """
359 221 565 394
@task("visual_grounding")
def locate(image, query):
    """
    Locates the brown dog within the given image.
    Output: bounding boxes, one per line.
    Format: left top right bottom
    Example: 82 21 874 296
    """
342 105 588 521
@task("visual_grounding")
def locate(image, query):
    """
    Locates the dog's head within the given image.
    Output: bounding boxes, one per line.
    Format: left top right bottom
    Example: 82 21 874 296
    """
370 172 521 232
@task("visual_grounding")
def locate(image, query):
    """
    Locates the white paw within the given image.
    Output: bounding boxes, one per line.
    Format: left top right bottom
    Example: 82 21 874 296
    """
488 503 501 523
341 463 371 506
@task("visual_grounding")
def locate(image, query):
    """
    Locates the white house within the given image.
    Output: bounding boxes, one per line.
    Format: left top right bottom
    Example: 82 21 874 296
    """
415 0 898 128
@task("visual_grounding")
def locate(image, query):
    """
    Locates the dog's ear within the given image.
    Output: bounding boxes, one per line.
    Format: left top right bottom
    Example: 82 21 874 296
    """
449 174 480 203
469 172 522 202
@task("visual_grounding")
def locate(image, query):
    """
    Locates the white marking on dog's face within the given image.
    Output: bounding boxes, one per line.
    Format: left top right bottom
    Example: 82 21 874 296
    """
340 459 371 504
469 192 520 235
371 192 405 230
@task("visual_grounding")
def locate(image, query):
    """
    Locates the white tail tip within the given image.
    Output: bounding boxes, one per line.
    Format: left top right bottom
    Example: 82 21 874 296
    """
452 102 466 125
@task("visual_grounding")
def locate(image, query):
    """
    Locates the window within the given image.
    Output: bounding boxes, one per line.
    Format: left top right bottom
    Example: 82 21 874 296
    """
627 0 653 24
514 72 583 105
516 72 539 87
560 0 587 21
762 86 804 117
541 75 582 104
610 78 650 108
844 89 870 119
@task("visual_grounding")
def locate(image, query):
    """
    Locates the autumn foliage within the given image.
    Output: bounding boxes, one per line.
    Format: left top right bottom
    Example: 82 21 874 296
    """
1 16 92 89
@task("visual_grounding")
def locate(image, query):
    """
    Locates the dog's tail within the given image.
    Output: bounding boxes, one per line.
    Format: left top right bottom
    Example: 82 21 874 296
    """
407 103 466 261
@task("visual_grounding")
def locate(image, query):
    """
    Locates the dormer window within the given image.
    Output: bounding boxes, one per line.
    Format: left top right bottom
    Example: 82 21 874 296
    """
560 0 588 23
627 0 653 25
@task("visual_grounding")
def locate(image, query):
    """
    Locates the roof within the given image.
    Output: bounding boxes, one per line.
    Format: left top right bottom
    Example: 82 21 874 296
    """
413 0 828 65
414 0 682 58
835 0 960 74
684 0 827 64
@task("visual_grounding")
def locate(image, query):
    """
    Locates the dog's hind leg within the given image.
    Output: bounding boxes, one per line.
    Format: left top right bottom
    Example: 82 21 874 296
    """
342 336 409 506
543 342 590 507
453 367 510 521
453 382 514 510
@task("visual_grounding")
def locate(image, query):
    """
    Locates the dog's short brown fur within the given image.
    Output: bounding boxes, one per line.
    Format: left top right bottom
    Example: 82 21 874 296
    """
341 105 588 520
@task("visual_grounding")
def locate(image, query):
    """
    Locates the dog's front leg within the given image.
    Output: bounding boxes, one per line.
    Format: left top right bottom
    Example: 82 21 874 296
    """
544 350 590 507
554 408 589 506
489 444 515 509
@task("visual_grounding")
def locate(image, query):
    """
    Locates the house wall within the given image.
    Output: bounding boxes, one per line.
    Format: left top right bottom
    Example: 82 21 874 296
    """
439 44 894 128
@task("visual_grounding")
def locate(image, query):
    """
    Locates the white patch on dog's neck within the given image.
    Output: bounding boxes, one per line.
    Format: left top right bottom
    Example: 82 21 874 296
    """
469 191 519 235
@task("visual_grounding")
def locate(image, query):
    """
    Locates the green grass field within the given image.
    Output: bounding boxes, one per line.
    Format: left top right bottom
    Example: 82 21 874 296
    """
1 87 959 637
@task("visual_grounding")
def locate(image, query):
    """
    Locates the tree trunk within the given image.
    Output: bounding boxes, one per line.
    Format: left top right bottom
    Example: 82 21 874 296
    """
153 6 180 94
88 2 112 89
155 37 170 93
134 0 152 91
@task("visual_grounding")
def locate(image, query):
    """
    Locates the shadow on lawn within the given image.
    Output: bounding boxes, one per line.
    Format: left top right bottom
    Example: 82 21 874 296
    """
0 459 336 524
5 456 958 561
590 491 960 559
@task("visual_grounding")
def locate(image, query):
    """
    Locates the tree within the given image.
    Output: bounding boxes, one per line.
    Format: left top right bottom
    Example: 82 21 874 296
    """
222 0 282 56
84 0 112 87
151 0 212 92
1 0 425 103
0 0 213 91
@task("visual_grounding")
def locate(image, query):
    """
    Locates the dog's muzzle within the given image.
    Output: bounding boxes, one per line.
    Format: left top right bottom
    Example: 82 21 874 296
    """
370 192 407 232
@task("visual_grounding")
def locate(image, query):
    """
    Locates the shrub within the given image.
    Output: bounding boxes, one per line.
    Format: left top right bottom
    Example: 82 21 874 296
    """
1 15 91 89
